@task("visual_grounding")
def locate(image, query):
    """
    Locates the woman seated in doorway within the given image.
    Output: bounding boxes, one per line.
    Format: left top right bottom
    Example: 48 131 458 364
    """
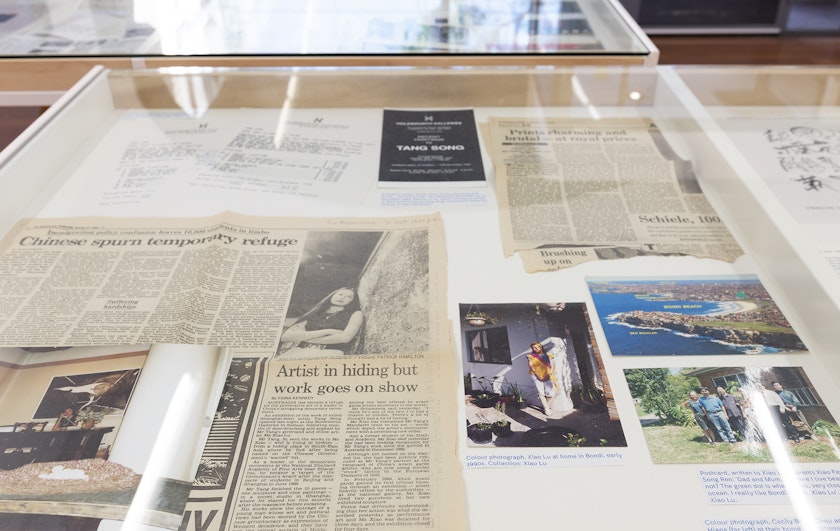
276 287 364 358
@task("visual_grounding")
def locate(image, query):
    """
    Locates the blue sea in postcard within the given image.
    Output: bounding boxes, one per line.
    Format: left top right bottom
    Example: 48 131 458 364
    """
589 291 782 356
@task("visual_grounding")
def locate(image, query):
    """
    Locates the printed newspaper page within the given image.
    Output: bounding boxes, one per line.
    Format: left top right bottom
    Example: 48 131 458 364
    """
0 211 465 529
0 212 447 355
183 349 464 531
486 117 744 272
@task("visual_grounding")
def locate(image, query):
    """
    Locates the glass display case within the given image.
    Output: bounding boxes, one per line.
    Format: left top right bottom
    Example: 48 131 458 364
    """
0 65 839 530
674 66 840 325
0 0 656 96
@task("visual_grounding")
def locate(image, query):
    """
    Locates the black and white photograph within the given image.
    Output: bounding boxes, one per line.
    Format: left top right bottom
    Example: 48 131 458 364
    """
275 229 431 358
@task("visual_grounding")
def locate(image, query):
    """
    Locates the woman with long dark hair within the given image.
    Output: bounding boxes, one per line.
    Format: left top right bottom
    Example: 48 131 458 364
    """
277 287 364 358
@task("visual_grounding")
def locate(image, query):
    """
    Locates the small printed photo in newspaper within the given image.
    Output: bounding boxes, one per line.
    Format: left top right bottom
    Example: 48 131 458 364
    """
275 229 431 359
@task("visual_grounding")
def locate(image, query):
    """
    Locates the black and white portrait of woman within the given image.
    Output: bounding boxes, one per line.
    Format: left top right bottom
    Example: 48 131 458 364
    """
275 229 431 359
278 286 365 357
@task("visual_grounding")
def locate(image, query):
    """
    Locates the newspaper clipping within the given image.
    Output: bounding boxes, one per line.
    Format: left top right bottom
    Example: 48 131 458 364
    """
486 117 744 272
0 212 465 529
0 212 446 353
184 351 462 530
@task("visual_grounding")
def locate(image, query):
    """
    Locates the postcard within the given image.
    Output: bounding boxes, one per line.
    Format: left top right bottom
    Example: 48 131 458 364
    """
587 275 806 356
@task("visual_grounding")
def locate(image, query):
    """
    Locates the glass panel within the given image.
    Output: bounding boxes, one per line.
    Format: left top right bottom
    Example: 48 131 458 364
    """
0 0 649 58
1 65 839 530
672 65 840 335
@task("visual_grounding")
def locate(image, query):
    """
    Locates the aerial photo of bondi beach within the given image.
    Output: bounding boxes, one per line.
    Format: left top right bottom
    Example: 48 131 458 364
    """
586 275 806 356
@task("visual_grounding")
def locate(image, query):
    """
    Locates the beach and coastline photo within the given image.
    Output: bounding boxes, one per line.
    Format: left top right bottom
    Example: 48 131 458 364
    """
586 275 806 356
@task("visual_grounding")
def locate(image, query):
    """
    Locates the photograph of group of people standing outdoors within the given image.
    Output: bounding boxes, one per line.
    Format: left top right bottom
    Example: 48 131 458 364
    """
625 366 840 464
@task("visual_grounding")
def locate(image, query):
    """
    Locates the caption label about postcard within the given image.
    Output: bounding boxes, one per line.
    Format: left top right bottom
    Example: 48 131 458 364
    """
705 517 840 531
700 467 840 504
465 450 623 468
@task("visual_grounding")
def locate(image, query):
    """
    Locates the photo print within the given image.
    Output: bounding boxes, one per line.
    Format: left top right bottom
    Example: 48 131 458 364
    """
35 368 141 421
0 347 199 527
624 366 839 464
275 229 430 359
460 302 625 448
587 275 806 356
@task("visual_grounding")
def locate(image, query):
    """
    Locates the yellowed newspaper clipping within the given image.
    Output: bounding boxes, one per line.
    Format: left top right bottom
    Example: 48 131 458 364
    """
0 212 465 529
486 117 743 272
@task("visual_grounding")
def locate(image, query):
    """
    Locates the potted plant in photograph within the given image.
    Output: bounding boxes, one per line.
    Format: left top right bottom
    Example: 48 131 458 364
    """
467 420 494 444
521 426 584 447
563 432 587 447
507 381 528 409
493 419 512 438
471 376 500 408
572 384 606 412
467 375 484 397
498 385 516 407
77 408 105 429
473 391 500 408
464 310 496 327
492 403 512 438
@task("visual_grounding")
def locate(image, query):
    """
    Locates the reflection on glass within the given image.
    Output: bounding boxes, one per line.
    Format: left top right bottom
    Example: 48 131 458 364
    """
0 0 648 57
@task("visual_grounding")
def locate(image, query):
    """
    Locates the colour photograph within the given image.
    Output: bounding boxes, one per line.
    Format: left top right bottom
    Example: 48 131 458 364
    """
34 368 140 421
460 302 625 448
625 366 840 464
0 345 230 529
0 346 188 528
587 275 806 356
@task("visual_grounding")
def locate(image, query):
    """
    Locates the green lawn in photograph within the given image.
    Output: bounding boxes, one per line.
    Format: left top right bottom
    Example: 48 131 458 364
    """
642 424 840 464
